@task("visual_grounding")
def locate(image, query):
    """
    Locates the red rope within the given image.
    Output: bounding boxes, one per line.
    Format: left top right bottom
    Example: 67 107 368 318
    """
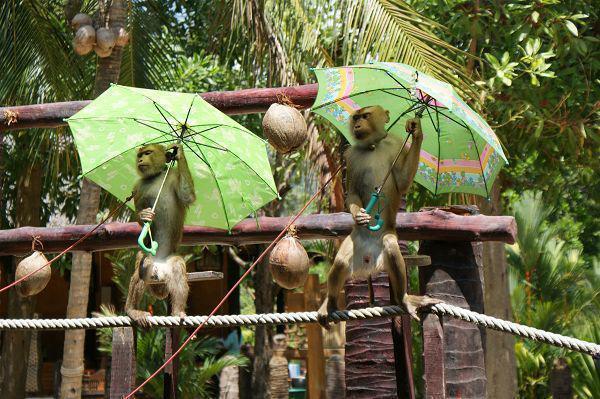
0 194 134 295
124 165 343 398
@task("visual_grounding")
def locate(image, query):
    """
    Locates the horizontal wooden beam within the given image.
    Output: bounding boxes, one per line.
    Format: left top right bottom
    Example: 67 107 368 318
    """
0 84 319 132
0 210 516 255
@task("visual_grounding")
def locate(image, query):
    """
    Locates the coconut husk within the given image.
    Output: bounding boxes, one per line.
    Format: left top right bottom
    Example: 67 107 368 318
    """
269 225 309 289
95 27 116 51
74 25 95 48
73 39 93 56
262 103 308 154
94 45 113 58
71 13 92 31
112 26 130 47
16 250 50 297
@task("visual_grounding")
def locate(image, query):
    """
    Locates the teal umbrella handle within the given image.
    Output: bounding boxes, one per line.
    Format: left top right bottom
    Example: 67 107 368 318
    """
364 192 384 232
138 222 158 256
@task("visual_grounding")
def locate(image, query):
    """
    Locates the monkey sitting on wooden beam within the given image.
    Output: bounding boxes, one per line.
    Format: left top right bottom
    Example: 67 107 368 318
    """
125 143 196 328
318 106 441 327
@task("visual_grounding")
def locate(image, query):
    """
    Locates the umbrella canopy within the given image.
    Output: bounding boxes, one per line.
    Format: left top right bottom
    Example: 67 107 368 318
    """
67 84 278 230
311 62 508 197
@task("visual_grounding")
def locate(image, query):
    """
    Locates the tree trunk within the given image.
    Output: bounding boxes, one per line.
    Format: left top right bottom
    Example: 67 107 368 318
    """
59 2 127 397
0 157 43 397
478 182 517 399
252 254 273 399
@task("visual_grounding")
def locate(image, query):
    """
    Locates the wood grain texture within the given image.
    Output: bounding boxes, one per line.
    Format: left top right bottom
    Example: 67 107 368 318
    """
419 240 487 399
0 210 516 255
345 273 397 399
109 327 136 399
0 84 319 131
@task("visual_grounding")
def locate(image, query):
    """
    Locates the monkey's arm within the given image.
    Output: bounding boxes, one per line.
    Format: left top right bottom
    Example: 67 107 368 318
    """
395 119 423 194
172 145 196 206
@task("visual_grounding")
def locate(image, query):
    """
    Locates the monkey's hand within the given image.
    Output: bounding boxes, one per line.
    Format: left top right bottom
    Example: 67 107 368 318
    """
138 208 155 223
353 208 372 226
166 143 183 161
127 309 153 329
402 294 443 322
405 117 423 140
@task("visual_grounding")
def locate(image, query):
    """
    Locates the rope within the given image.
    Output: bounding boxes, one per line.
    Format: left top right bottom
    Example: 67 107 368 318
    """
124 164 344 398
0 193 135 295
0 304 597 357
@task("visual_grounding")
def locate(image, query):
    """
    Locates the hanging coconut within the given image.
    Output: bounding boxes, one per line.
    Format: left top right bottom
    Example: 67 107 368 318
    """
112 26 130 47
70 13 92 31
73 25 95 55
269 225 309 289
93 45 113 58
15 251 50 297
262 103 308 154
95 27 116 51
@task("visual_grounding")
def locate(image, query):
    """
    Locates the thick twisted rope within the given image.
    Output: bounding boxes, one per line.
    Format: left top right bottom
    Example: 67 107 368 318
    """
0 304 597 357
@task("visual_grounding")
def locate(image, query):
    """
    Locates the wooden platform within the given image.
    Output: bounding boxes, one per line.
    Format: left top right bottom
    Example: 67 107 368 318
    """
146 271 223 285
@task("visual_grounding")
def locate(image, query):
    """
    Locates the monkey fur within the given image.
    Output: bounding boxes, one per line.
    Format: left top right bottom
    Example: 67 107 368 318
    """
125 143 196 327
318 106 441 327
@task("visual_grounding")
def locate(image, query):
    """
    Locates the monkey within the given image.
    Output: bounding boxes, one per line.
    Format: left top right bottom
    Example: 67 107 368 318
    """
125 143 196 327
318 106 441 327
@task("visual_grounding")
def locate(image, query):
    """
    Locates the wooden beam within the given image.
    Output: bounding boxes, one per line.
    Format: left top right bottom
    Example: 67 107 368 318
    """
0 84 319 132
146 271 223 285
304 274 326 399
109 327 136 399
0 210 516 255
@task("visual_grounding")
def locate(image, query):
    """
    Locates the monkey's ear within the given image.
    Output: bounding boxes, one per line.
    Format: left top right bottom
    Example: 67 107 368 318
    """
385 110 390 123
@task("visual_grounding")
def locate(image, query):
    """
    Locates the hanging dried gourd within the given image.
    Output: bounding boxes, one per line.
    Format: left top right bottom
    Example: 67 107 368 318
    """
73 25 95 55
269 225 309 289
15 238 50 297
262 101 308 154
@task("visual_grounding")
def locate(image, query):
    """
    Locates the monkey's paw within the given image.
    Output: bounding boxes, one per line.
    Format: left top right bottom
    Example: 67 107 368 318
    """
127 309 152 329
317 299 339 330
402 294 443 322
173 311 187 325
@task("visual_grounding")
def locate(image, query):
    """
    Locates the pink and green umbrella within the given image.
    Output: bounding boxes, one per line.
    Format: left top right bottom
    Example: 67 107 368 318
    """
311 62 508 197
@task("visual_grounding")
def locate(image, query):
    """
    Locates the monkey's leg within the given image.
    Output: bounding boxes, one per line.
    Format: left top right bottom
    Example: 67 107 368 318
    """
382 233 442 321
318 237 352 329
125 253 153 328
165 255 189 319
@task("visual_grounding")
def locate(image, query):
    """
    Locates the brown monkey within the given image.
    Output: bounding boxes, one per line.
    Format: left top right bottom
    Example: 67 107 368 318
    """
318 106 441 327
125 143 196 327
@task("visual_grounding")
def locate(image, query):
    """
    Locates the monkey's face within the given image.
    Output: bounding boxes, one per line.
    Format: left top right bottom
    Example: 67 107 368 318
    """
351 106 389 142
137 145 167 178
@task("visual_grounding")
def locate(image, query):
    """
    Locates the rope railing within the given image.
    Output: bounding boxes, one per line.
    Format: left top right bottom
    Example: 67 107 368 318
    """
1 303 598 357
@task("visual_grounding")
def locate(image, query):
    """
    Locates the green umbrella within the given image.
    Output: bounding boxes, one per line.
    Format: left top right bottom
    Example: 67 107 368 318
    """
311 62 508 198
67 84 278 234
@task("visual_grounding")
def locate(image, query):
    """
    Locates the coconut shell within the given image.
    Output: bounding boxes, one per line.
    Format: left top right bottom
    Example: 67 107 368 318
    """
94 45 113 58
15 251 50 297
74 25 96 48
71 13 92 31
269 231 309 289
262 103 308 154
73 40 93 55
95 27 116 51
112 26 130 47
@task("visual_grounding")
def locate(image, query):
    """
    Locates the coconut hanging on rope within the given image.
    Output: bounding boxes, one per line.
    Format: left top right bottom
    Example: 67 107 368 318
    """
262 102 308 154
15 239 50 297
269 225 309 289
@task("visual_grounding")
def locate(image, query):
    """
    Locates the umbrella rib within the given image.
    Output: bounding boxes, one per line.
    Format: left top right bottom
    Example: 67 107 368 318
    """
467 127 490 198
181 141 232 231
115 86 183 126
184 94 198 127
311 87 407 110
134 119 179 139
186 124 268 143
424 106 442 196
82 132 174 176
152 103 181 138
387 101 424 132
185 128 278 198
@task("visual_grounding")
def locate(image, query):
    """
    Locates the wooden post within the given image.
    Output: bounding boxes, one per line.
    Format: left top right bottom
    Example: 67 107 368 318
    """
345 273 397 398
163 327 180 399
109 327 136 399
304 274 326 399
419 206 487 399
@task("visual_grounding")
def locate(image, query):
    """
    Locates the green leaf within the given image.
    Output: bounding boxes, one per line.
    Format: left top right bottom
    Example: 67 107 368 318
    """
531 11 539 23
534 120 544 138
485 53 501 68
564 20 578 36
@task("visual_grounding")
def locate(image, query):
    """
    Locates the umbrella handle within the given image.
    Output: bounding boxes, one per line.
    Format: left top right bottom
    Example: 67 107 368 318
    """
364 193 384 232
138 222 158 256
